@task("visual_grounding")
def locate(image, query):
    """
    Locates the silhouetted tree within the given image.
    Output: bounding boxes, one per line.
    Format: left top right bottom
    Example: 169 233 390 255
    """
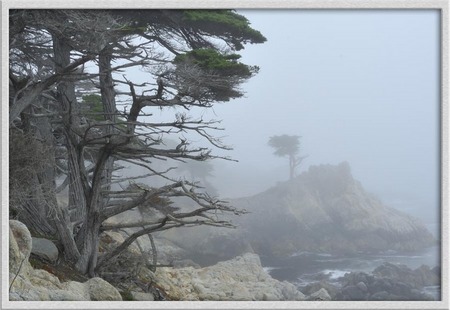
268 135 306 180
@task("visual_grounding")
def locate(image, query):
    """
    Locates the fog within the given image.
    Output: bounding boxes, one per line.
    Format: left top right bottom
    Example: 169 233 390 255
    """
117 10 440 230
98 10 442 298
196 10 440 230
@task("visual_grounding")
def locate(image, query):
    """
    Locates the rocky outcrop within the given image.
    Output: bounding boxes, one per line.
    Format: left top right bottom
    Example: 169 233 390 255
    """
97 229 305 301
151 253 305 301
372 262 440 288
298 262 438 301
335 270 435 301
306 288 332 301
9 220 122 301
151 163 435 262
230 162 435 257
301 280 340 299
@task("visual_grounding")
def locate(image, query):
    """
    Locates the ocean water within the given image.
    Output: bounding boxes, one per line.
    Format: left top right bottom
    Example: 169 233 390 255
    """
260 244 441 300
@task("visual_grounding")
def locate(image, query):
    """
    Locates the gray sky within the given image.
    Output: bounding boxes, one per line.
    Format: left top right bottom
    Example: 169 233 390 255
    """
194 10 440 226
112 10 440 229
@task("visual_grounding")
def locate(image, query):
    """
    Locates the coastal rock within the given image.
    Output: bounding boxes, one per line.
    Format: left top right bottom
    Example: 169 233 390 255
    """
10 220 33 263
373 262 440 288
98 234 304 301
335 264 436 301
230 162 435 256
130 291 155 301
153 163 435 261
340 284 368 300
307 288 332 301
9 220 122 301
301 280 340 299
151 253 305 301
86 277 123 301
31 238 59 263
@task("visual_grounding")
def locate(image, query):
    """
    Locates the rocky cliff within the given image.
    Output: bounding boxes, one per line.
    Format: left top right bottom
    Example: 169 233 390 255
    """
158 162 436 261
231 162 435 256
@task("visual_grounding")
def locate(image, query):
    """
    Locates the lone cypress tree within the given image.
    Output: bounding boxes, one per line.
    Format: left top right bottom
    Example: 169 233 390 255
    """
268 135 306 180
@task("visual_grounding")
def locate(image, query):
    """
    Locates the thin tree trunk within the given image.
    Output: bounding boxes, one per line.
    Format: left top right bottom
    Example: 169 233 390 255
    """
289 155 295 180
98 49 116 203
52 34 85 262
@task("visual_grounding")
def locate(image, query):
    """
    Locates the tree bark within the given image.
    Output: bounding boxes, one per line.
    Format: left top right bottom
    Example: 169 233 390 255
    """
75 48 117 275
52 34 85 262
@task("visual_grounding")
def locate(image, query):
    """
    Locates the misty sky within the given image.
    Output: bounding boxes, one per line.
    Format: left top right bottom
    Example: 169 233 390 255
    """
204 10 440 206
111 10 440 228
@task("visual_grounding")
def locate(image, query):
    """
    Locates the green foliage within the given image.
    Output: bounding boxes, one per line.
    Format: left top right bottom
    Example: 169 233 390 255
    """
81 94 129 135
182 10 267 50
174 48 258 101
81 94 104 122
174 48 254 77
111 9 266 51
268 135 301 157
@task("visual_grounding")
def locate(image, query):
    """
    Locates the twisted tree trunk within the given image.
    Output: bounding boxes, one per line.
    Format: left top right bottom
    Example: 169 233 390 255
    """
76 48 116 276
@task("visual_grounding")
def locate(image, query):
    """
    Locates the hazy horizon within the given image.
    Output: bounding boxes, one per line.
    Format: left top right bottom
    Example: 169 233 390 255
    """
112 10 440 234
203 10 440 230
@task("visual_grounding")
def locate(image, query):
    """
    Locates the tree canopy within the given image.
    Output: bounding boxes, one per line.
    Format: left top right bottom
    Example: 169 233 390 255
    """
9 9 266 277
268 135 306 180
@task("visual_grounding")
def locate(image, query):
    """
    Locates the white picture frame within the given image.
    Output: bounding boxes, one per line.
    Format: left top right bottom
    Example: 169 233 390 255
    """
2 1 448 309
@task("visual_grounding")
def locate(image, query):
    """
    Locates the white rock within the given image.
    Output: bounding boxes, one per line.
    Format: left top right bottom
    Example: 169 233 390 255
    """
86 277 122 301
10 220 33 262
152 253 305 301
9 220 122 301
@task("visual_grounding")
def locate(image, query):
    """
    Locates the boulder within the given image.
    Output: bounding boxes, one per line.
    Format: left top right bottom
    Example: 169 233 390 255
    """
301 280 340 298
9 220 122 301
10 220 33 263
130 291 155 301
340 285 368 300
86 277 122 301
415 265 440 286
307 288 332 301
31 238 59 263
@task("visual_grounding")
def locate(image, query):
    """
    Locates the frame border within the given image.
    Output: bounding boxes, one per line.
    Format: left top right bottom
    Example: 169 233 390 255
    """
2 1 448 310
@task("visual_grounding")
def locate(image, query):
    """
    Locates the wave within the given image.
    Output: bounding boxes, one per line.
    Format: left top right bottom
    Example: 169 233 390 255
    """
320 269 351 280
291 251 333 258
263 266 280 273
